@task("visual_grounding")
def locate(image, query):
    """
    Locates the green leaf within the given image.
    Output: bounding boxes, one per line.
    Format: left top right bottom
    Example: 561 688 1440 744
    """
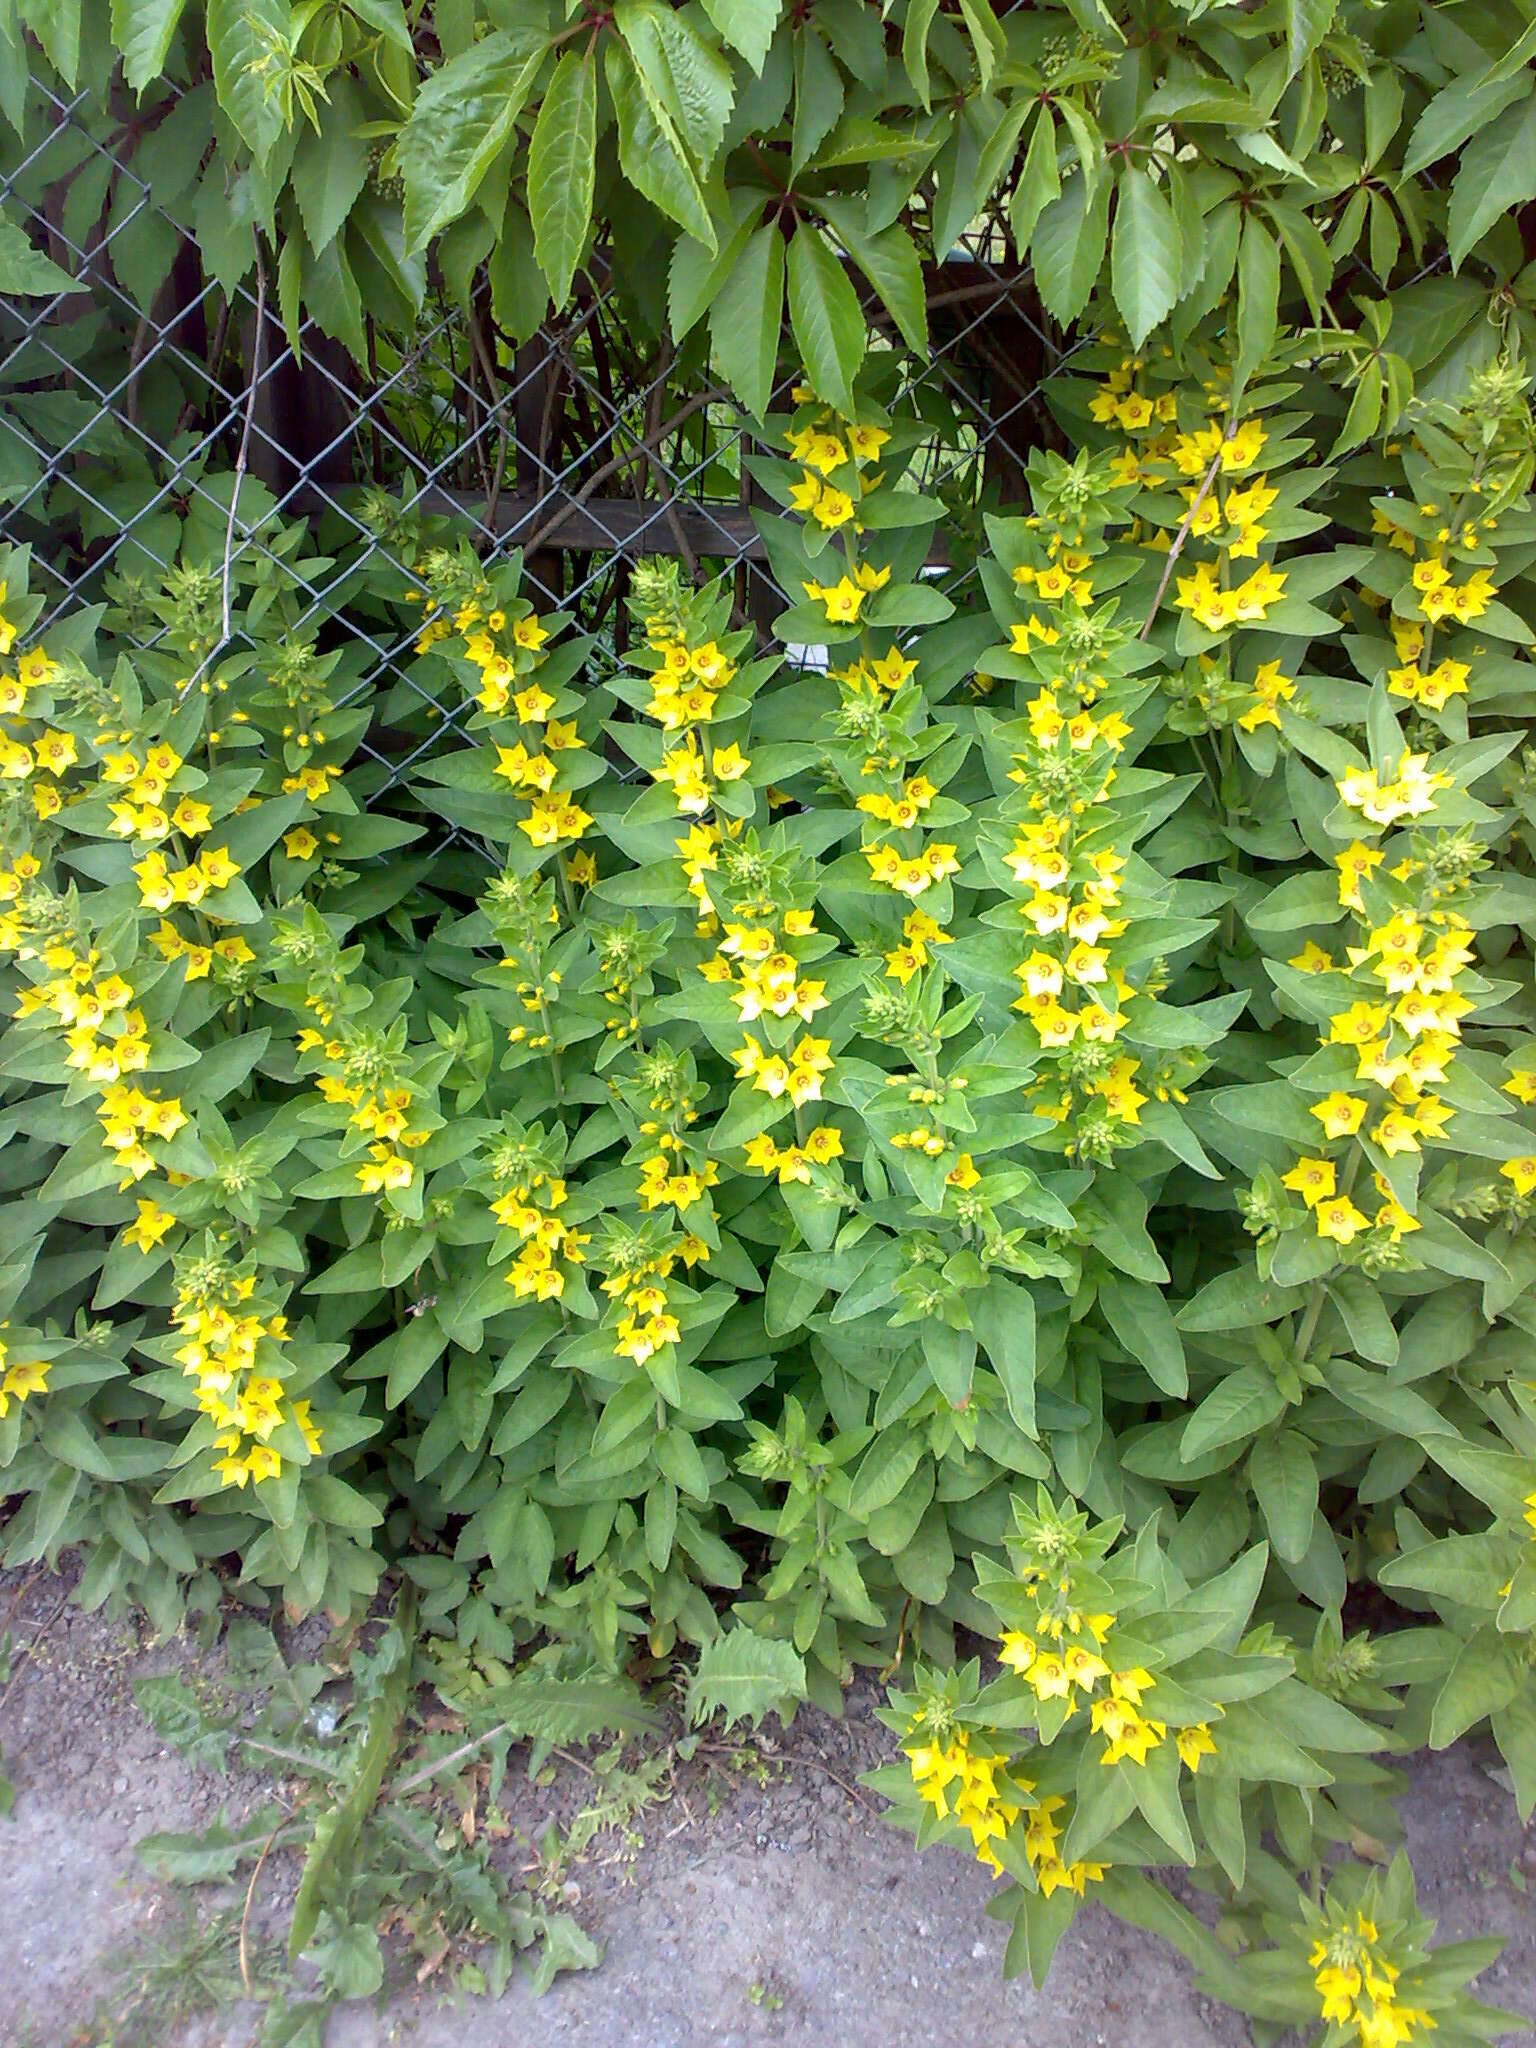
955 0 1006 90
699 0 780 73
207 0 290 164
290 1585 417 1963
1032 172 1110 328
1327 1270 1398 1367
615 0 735 164
1180 1365 1287 1462
398 27 550 250
1404 70 1528 179
1009 106 1060 254
791 25 844 178
0 216 82 296
133 1672 234 1770
818 205 928 356
467 1669 659 1747
1234 215 1279 394
973 1278 1036 1433
1285 0 1338 78
1248 1431 1318 1564
1110 167 1182 348
923 1321 977 1407
17 0 81 82
708 222 784 416
786 223 865 415
606 40 715 248
902 0 939 109
528 51 598 307
111 0 189 94
290 77 371 255
1098 1273 1187 1397
1447 96 1536 271
138 1805 289 1882
849 1428 926 1517
669 203 759 339
1429 1627 1526 1749
686 1624 806 1731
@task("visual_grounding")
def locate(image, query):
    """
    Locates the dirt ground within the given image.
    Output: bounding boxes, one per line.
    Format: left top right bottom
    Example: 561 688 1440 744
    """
3 1571 1534 2048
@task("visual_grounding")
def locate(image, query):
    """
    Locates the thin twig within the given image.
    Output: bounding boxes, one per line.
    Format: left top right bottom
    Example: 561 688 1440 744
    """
389 1719 512 1799
177 246 267 704
0 1583 71 1716
691 1739 878 1814
521 388 724 557
239 1813 289 1992
1139 416 1238 641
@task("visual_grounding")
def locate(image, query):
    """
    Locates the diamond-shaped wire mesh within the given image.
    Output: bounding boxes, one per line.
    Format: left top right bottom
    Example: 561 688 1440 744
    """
1 81 1089 842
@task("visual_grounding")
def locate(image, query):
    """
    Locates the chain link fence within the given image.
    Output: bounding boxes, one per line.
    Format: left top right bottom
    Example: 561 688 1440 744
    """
2 76 1090 826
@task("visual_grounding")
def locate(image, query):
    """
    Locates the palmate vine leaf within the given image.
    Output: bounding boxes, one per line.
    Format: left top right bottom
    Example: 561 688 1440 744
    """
110 0 190 96
1109 167 1182 350
786 223 864 415
528 50 598 308
708 222 784 417
397 26 551 250
0 215 82 296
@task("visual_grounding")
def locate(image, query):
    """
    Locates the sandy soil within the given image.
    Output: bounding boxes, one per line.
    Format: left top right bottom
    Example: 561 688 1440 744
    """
3 1572 1532 2048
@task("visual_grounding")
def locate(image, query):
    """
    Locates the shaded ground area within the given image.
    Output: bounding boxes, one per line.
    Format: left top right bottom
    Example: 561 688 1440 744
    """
3 1573 1532 2048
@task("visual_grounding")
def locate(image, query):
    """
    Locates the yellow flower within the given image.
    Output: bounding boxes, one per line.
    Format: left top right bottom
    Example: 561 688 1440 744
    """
711 742 751 782
197 846 241 890
284 827 319 861
0 1357 49 1415
123 1198 176 1252
802 1124 843 1165
1374 1194 1420 1242
1175 1723 1217 1773
1311 1092 1367 1139
1336 842 1385 911
512 614 548 650
1282 1157 1336 1208
1314 1195 1369 1244
514 683 555 722
802 576 866 624
1288 941 1334 973
1500 1156 1536 1198
946 1153 980 1191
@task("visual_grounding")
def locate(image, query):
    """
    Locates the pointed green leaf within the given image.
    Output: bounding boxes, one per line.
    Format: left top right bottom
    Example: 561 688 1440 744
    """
606 40 716 248
528 50 598 306
207 0 290 164
111 0 189 94
708 221 784 416
398 26 550 249
0 215 84 295
786 223 865 414
1110 168 1182 347
1032 171 1110 328
699 0 780 73
1447 96 1536 271
687 1624 806 1731
1286 0 1338 78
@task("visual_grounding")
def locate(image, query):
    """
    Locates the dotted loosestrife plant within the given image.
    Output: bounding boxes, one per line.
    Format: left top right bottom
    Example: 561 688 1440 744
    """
2 345 1536 2042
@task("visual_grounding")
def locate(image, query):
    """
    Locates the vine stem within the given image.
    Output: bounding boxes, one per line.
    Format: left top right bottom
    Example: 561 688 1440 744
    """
1139 415 1238 641
178 245 267 705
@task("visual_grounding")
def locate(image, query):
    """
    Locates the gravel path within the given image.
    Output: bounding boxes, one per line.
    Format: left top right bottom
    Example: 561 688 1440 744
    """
3 1575 1532 2048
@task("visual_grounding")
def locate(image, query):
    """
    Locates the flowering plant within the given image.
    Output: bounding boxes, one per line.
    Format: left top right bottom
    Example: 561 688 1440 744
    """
2 338 1536 2036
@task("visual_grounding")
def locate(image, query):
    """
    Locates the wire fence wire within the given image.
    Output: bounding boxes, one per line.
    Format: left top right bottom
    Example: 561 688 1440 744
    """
1 81 1090 825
